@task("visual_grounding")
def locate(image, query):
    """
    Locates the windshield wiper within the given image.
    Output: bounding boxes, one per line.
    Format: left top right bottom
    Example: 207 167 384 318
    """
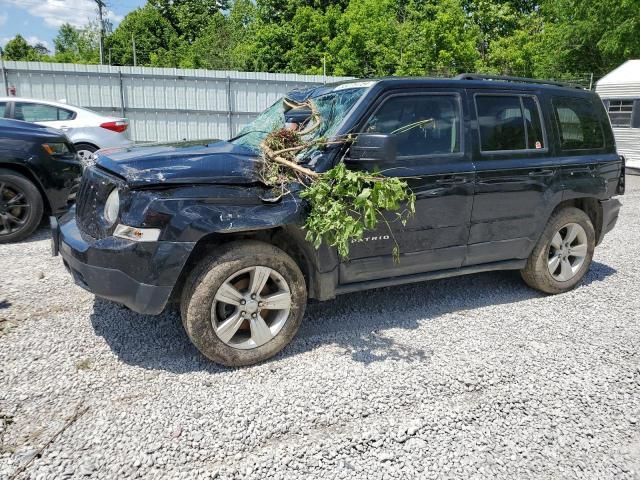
228 130 270 142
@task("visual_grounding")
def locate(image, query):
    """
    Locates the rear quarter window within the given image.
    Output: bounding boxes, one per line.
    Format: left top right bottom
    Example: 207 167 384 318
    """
553 96 604 151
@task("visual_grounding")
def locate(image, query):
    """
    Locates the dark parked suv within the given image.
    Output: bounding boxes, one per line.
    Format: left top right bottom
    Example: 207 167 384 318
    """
53 75 625 366
0 119 82 243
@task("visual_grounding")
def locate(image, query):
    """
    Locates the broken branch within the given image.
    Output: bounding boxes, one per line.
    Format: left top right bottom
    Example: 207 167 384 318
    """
260 143 319 179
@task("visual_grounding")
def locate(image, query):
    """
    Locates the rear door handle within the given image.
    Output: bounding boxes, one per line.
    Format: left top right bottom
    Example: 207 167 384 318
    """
529 169 555 177
436 176 468 185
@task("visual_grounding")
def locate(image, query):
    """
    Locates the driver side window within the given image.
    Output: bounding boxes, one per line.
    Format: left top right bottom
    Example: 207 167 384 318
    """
364 94 461 157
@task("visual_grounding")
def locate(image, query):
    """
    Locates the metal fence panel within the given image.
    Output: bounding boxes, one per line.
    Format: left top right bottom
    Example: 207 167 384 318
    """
1 61 352 143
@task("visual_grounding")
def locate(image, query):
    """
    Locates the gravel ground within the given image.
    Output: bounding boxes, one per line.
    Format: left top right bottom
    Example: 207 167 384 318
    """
1 177 639 480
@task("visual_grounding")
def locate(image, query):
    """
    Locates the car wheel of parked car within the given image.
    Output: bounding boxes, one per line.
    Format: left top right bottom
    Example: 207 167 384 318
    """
181 240 307 367
0 169 44 244
521 207 595 294
75 143 98 165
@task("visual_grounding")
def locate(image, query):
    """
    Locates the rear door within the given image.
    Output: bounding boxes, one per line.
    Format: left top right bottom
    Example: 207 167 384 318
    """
339 88 475 284
466 90 560 265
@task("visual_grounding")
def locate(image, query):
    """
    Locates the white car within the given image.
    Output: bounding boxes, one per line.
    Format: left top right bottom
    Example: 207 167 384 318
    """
0 97 134 162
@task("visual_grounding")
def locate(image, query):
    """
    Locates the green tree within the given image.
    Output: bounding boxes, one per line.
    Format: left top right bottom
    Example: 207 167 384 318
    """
184 0 259 70
328 0 400 76
227 0 259 70
52 23 100 63
536 0 640 77
182 13 234 69
107 5 180 66
397 0 481 76
482 14 544 76
149 0 230 43
3 35 47 61
285 5 342 74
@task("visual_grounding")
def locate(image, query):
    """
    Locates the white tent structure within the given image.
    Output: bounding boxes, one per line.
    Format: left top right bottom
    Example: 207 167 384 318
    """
596 60 640 172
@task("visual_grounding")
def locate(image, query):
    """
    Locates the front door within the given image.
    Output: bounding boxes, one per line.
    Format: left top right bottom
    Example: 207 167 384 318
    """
339 90 475 284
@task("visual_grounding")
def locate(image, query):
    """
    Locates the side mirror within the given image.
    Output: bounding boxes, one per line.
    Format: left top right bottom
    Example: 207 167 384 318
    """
347 133 397 169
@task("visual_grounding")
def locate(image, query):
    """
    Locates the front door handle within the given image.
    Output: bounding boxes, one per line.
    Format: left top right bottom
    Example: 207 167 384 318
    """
436 176 468 185
529 169 555 177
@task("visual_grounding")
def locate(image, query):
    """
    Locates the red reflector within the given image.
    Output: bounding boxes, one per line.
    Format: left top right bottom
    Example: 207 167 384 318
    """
100 120 128 133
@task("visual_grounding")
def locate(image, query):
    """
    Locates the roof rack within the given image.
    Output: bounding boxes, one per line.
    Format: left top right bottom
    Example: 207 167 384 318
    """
455 74 584 90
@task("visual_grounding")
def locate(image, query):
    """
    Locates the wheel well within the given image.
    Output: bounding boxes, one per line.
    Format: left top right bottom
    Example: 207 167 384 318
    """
552 197 603 240
74 142 99 150
169 228 315 305
0 163 50 213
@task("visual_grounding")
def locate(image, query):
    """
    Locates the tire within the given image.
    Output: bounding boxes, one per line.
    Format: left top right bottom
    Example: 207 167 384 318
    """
520 207 595 294
180 240 307 367
74 143 98 165
0 169 44 244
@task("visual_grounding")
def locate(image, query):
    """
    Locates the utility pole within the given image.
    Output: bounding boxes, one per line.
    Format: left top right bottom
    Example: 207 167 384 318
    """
95 0 106 65
132 35 137 67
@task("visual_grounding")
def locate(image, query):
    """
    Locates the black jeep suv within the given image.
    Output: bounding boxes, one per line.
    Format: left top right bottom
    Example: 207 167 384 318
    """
53 75 625 366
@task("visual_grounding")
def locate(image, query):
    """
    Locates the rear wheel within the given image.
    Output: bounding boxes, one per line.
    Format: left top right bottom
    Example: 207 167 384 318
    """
180 241 307 367
0 169 43 243
521 207 595 294
74 143 98 165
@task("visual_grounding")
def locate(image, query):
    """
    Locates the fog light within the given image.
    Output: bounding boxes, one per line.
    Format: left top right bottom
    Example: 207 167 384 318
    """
114 224 161 242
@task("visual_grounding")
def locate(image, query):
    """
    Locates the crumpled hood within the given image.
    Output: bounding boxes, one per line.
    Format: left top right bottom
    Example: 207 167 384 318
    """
95 141 262 187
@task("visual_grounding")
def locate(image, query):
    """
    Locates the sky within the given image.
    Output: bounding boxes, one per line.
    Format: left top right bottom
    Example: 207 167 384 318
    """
0 0 146 51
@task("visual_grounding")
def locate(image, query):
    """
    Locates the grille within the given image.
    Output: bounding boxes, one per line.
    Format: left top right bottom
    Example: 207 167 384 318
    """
75 167 121 239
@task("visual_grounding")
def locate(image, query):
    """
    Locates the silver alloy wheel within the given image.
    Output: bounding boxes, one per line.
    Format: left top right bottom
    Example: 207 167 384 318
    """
77 149 95 164
548 222 588 282
211 266 292 350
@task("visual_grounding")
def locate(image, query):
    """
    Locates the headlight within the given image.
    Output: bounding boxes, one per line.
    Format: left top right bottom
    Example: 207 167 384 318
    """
104 189 120 225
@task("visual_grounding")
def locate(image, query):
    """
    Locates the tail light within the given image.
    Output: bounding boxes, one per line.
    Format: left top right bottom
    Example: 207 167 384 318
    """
100 120 128 133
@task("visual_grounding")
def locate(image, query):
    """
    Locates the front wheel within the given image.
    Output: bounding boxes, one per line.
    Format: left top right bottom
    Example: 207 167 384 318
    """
0 169 44 243
521 207 595 294
180 241 307 367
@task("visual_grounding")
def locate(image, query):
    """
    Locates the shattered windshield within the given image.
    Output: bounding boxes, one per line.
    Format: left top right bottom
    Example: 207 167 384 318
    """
230 87 367 154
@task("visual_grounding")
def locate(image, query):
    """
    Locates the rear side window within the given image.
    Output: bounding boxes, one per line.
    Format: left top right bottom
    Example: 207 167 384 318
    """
475 95 545 152
606 99 634 128
0 102 7 117
364 94 461 157
553 97 604 150
14 102 75 122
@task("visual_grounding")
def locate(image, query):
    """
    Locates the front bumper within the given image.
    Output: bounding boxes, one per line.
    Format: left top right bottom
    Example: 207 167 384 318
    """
53 211 195 315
